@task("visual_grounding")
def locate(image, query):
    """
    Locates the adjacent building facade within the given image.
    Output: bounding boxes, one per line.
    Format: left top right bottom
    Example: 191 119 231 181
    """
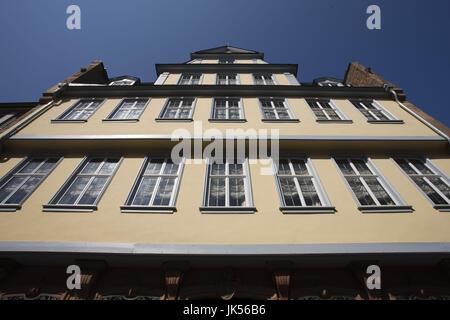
0 46 449 300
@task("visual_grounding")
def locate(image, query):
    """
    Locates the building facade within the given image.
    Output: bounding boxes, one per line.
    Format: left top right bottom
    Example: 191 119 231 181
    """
0 46 449 300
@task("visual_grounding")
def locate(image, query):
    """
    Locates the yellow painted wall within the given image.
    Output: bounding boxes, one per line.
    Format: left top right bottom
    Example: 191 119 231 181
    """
0 154 449 244
14 97 439 138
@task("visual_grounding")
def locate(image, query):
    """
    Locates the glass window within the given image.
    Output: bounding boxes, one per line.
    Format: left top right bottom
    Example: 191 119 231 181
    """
0 157 61 207
203 159 253 209
159 98 195 120
275 158 329 208
123 157 184 210
259 98 295 120
109 79 135 86
56 99 104 121
253 73 275 85
106 98 149 120
47 157 121 207
305 98 348 121
211 98 244 120
349 99 398 122
218 58 235 64
178 73 202 85
394 158 450 208
334 157 407 210
216 73 238 85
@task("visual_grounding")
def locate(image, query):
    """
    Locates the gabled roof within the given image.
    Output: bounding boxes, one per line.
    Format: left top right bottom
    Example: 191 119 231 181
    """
190 45 264 60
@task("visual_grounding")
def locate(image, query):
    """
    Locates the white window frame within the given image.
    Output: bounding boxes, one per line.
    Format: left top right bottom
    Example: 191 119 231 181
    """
200 157 255 213
258 98 298 122
209 98 245 122
333 156 411 213
271 156 334 213
53 98 105 122
305 98 351 122
156 97 197 121
109 79 136 86
0 155 63 211
349 99 402 123
121 156 185 213
177 73 203 85
216 73 240 85
252 73 277 85
104 97 150 122
43 156 123 212
392 157 450 211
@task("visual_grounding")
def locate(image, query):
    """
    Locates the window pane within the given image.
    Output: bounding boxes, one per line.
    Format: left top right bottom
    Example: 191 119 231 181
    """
36 158 59 174
208 177 226 206
98 159 119 175
278 160 291 175
132 177 157 206
229 163 243 175
428 177 450 199
298 177 321 206
395 159 416 175
412 177 447 205
280 177 301 206
0 177 27 203
145 159 163 175
336 159 354 175
351 159 372 175
229 177 246 206
211 163 225 175
346 177 376 205
364 177 395 205
5 177 43 204
410 159 434 175
163 161 179 175
57 176 91 204
153 177 175 206
291 160 308 175
81 159 103 174
78 177 108 205
19 159 45 174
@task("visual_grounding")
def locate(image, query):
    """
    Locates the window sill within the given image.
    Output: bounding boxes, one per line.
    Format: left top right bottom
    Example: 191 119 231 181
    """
434 205 450 212
208 119 247 123
42 204 96 212
367 120 404 124
155 118 193 122
262 119 299 123
120 205 176 214
51 119 87 123
358 205 413 213
199 206 256 214
280 206 335 214
316 120 353 124
102 119 139 123
0 204 21 212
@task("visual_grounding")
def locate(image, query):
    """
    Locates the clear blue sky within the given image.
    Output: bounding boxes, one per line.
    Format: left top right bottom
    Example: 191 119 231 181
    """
1 0 449 126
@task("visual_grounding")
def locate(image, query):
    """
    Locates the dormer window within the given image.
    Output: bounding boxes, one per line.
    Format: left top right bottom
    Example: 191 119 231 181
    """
317 80 344 87
109 79 136 86
218 58 235 64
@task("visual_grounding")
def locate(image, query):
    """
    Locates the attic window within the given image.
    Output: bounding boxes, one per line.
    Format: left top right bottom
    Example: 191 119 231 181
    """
317 80 344 87
109 79 135 86
218 58 235 64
